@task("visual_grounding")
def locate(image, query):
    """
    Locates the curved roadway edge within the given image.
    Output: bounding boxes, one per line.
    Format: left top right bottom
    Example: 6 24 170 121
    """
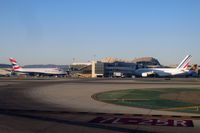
26 79 200 133
27 79 200 116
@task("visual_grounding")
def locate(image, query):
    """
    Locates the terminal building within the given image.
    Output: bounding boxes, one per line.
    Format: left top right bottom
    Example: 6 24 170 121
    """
70 57 161 78
92 61 136 78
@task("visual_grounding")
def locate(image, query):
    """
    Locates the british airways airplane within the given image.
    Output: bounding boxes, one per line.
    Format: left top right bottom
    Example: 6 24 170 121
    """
134 55 196 77
9 58 67 76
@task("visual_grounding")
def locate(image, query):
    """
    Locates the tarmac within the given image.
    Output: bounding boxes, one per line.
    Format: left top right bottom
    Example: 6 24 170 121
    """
0 78 200 133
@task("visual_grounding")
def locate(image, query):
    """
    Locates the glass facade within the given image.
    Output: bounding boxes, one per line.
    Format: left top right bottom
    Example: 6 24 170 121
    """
70 65 91 74
70 61 136 78
95 62 104 74
102 62 136 77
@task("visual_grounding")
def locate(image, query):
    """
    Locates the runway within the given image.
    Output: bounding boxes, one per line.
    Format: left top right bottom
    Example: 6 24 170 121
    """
0 78 200 133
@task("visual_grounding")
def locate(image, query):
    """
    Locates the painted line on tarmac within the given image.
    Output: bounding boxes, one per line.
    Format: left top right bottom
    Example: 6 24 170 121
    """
91 90 200 116
1 109 200 120
160 106 200 111
100 99 149 101
0 112 150 133
89 116 194 127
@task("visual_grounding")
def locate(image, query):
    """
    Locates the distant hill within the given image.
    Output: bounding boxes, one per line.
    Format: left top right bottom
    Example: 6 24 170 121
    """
0 64 12 68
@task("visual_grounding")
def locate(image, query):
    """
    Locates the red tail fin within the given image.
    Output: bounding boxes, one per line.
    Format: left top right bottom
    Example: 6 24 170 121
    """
9 58 21 71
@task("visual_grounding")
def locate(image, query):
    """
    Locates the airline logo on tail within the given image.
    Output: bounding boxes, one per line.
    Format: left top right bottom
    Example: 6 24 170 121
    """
9 58 21 71
176 55 192 69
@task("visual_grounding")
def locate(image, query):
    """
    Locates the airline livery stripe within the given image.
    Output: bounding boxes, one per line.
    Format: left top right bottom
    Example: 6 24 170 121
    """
183 62 190 68
177 55 191 69
10 58 17 63
179 56 190 68
14 66 20 70
181 58 190 68
178 56 190 68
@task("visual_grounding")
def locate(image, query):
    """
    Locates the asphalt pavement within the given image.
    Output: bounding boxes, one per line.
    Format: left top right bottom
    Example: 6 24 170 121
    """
0 78 200 133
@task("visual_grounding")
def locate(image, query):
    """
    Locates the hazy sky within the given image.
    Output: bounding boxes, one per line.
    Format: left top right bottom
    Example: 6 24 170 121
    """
0 0 200 65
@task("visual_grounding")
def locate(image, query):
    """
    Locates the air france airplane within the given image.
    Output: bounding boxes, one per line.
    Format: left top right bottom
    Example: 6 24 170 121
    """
9 58 67 76
134 55 195 77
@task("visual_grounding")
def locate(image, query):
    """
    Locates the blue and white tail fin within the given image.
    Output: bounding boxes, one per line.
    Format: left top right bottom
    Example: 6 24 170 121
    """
9 58 21 71
176 55 192 69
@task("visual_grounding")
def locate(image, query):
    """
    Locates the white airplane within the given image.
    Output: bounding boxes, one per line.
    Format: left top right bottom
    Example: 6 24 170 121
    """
0 69 11 77
9 58 67 76
134 55 196 77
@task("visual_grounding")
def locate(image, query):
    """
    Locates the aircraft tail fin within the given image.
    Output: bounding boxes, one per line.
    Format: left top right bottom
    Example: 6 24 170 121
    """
190 64 197 71
9 58 21 71
176 55 192 69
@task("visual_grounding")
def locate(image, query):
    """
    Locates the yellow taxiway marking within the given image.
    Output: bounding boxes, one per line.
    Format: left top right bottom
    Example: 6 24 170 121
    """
160 106 200 111
151 90 168 92
101 99 149 101
108 93 136 95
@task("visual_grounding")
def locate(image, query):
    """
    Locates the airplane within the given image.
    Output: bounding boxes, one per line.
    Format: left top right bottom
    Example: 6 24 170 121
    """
0 69 11 77
9 58 67 76
134 55 196 77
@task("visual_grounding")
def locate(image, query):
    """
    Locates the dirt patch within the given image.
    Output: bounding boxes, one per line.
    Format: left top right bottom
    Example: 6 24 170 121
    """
160 91 200 104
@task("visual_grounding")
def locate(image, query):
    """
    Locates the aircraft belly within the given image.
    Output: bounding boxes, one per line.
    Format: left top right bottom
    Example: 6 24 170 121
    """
156 71 171 77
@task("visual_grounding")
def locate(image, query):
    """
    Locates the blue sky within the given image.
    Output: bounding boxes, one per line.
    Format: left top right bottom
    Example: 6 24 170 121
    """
0 0 200 65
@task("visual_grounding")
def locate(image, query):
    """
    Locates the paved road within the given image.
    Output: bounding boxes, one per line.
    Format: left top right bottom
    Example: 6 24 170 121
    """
0 78 200 133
